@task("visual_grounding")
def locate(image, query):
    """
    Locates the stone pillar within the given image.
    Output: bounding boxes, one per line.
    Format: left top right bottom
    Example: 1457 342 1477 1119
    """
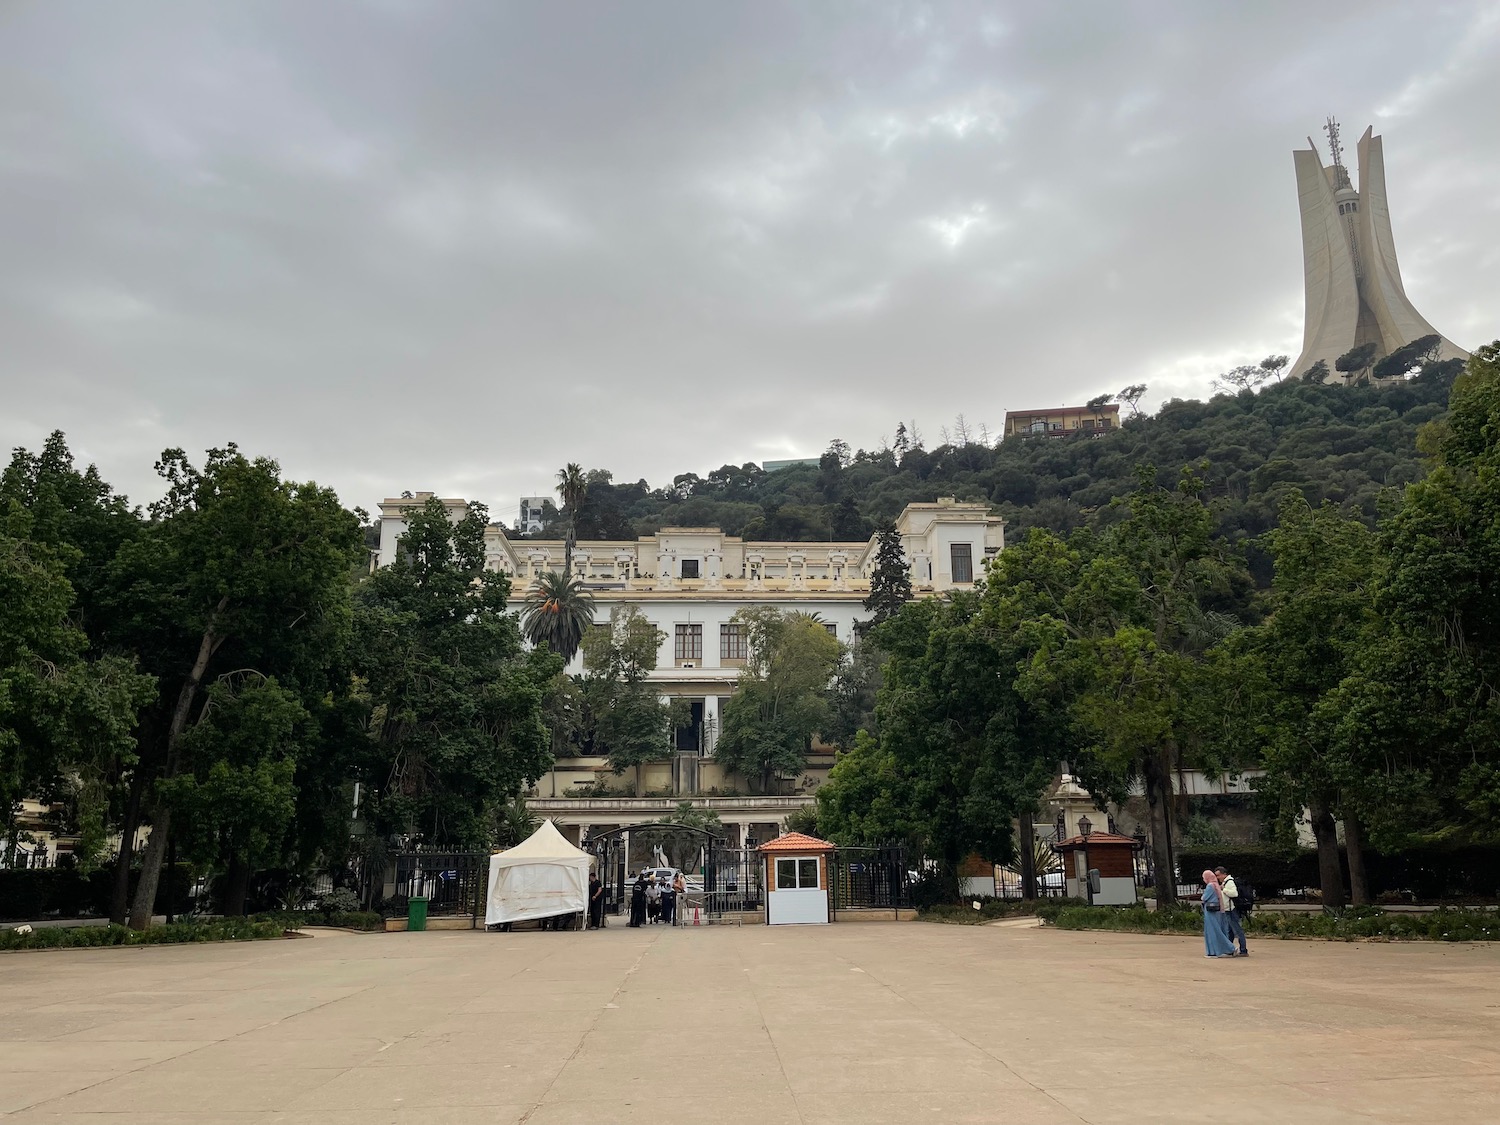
828 551 848 591
788 552 806 591
746 553 764 589
704 549 724 591
656 551 675 589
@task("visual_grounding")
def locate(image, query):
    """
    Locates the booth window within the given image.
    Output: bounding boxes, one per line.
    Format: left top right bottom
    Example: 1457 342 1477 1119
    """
776 857 819 889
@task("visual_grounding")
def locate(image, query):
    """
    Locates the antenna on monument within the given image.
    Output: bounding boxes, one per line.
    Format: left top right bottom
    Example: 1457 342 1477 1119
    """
1323 115 1350 190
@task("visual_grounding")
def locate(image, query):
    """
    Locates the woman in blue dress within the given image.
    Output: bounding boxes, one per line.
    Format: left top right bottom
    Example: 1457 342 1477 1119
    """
1201 869 1236 957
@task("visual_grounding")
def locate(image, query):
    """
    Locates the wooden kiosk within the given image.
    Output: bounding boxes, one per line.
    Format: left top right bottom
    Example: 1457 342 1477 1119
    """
759 832 835 925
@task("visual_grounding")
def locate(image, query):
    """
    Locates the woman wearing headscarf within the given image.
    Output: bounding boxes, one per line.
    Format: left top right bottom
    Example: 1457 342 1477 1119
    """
1201 870 1236 957
628 872 647 928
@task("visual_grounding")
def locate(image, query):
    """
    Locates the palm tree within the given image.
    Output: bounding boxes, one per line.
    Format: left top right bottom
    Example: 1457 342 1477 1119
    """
522 571 596 663
556 463 588 576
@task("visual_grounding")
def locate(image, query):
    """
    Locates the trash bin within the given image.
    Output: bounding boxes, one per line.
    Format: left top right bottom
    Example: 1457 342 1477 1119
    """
407 897 428 932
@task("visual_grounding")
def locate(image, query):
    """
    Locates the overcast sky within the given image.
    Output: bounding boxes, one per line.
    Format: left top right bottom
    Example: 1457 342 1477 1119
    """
3 2 1497 524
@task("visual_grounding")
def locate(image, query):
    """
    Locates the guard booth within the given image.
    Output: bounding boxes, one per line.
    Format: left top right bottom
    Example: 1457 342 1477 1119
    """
1053 827 1140 906
759 832 834 925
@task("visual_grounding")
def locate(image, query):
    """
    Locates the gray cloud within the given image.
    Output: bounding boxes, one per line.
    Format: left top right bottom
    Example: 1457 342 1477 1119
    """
3 1 1497 524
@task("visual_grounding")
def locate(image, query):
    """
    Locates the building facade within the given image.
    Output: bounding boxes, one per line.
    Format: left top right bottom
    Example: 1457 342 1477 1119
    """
1003 403 1120 439
516 495 553 534
375 495 1005 846
1292 120 1468 382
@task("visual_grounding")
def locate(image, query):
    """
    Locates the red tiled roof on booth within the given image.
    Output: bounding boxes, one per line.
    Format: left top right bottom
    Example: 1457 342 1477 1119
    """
757 832 836 853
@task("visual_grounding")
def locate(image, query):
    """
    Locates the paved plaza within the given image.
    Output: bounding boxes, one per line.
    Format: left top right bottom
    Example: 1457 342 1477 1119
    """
3 920 1499 1124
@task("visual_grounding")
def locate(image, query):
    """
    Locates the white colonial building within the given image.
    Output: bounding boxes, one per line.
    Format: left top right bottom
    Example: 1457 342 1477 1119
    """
375 495 1004 847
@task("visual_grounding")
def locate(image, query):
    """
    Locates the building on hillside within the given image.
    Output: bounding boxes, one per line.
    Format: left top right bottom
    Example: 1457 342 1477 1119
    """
761 457 820 472
1291 119 1467 382
517 495 553 534
1003 403 1120 439
374 495 1005 847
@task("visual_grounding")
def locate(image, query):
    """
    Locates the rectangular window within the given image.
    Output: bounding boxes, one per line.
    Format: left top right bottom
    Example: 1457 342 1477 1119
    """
823 622 837 638
674 624 702 661
680 558 700 579
776 857 820 889
720 623 747 660
951 543 974 584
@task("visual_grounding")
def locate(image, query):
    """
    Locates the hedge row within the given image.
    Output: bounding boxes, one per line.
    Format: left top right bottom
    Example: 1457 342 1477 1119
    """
252 910 384 932
1176 844 1500 900
0 864 195 921
1047 904 1500 942
0 918 286 952
919 897 1085 925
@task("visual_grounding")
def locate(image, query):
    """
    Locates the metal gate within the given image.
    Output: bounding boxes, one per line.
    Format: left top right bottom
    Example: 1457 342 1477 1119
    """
703 841 764 918
585 824 726 917
392 851 488 926
829 846 911 918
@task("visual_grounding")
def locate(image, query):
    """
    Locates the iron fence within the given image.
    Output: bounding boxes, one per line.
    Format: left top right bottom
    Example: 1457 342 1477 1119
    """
702 843 764 917
392 851 488 925
829 846 911 916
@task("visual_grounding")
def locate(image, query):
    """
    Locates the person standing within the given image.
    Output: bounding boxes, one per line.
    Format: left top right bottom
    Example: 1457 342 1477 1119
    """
588 872 605 930
660 873 676 926
672 871 687 926
645 876 663 923
628 873 647 928
1200 869 1236 958
1215 866 1249 956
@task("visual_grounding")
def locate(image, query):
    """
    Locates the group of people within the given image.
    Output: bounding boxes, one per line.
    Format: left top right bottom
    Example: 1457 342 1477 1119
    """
1200 866 1252 958
628 870 686 927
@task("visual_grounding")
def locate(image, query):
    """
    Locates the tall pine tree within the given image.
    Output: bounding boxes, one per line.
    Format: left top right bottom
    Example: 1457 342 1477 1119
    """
862 522 911 627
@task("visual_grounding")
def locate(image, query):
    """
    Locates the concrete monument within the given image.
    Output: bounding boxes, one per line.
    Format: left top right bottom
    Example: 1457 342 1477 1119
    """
1292 119 1467 382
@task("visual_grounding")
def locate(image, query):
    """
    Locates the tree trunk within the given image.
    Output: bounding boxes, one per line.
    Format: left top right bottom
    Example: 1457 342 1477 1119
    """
1308 797 1346 909
1143 751 1176 906
110 768 148 924
564 519 575 579
634 763 644 798
1018 811 1037 901
1344 811 1370 906
224 851 250 917
128 606 227 930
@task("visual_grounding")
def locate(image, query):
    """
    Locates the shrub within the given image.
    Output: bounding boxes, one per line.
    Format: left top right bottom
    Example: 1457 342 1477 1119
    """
320 888 363 913
0 918 285 952
1044 904 1500 942
252 909 384 932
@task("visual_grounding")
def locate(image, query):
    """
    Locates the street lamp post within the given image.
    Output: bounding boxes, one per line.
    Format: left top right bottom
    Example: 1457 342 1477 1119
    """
1078 815 1094 906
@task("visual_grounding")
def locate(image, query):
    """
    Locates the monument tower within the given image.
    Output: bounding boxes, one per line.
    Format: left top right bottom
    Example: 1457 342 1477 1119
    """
1292 119 1467 381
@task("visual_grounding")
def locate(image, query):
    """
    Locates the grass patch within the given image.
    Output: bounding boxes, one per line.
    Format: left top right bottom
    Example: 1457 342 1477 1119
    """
0 917 287 952
1047 904 1500 942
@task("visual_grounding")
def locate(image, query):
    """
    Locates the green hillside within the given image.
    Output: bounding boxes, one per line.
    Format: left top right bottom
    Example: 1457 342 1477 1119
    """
545 362 1463 577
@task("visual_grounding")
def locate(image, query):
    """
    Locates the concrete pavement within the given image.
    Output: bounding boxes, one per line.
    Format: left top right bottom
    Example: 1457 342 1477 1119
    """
3 920 1499 1123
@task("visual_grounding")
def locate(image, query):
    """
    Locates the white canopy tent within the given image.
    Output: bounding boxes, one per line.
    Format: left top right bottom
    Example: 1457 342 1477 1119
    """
485 819 593 927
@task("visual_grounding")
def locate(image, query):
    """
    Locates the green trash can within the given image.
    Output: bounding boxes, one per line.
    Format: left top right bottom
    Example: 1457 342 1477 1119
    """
407 897 428 932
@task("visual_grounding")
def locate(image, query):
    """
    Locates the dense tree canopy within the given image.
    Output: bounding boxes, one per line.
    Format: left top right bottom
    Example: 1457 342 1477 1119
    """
714 608 840 794
353 497 558 848
521 368 1460 581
